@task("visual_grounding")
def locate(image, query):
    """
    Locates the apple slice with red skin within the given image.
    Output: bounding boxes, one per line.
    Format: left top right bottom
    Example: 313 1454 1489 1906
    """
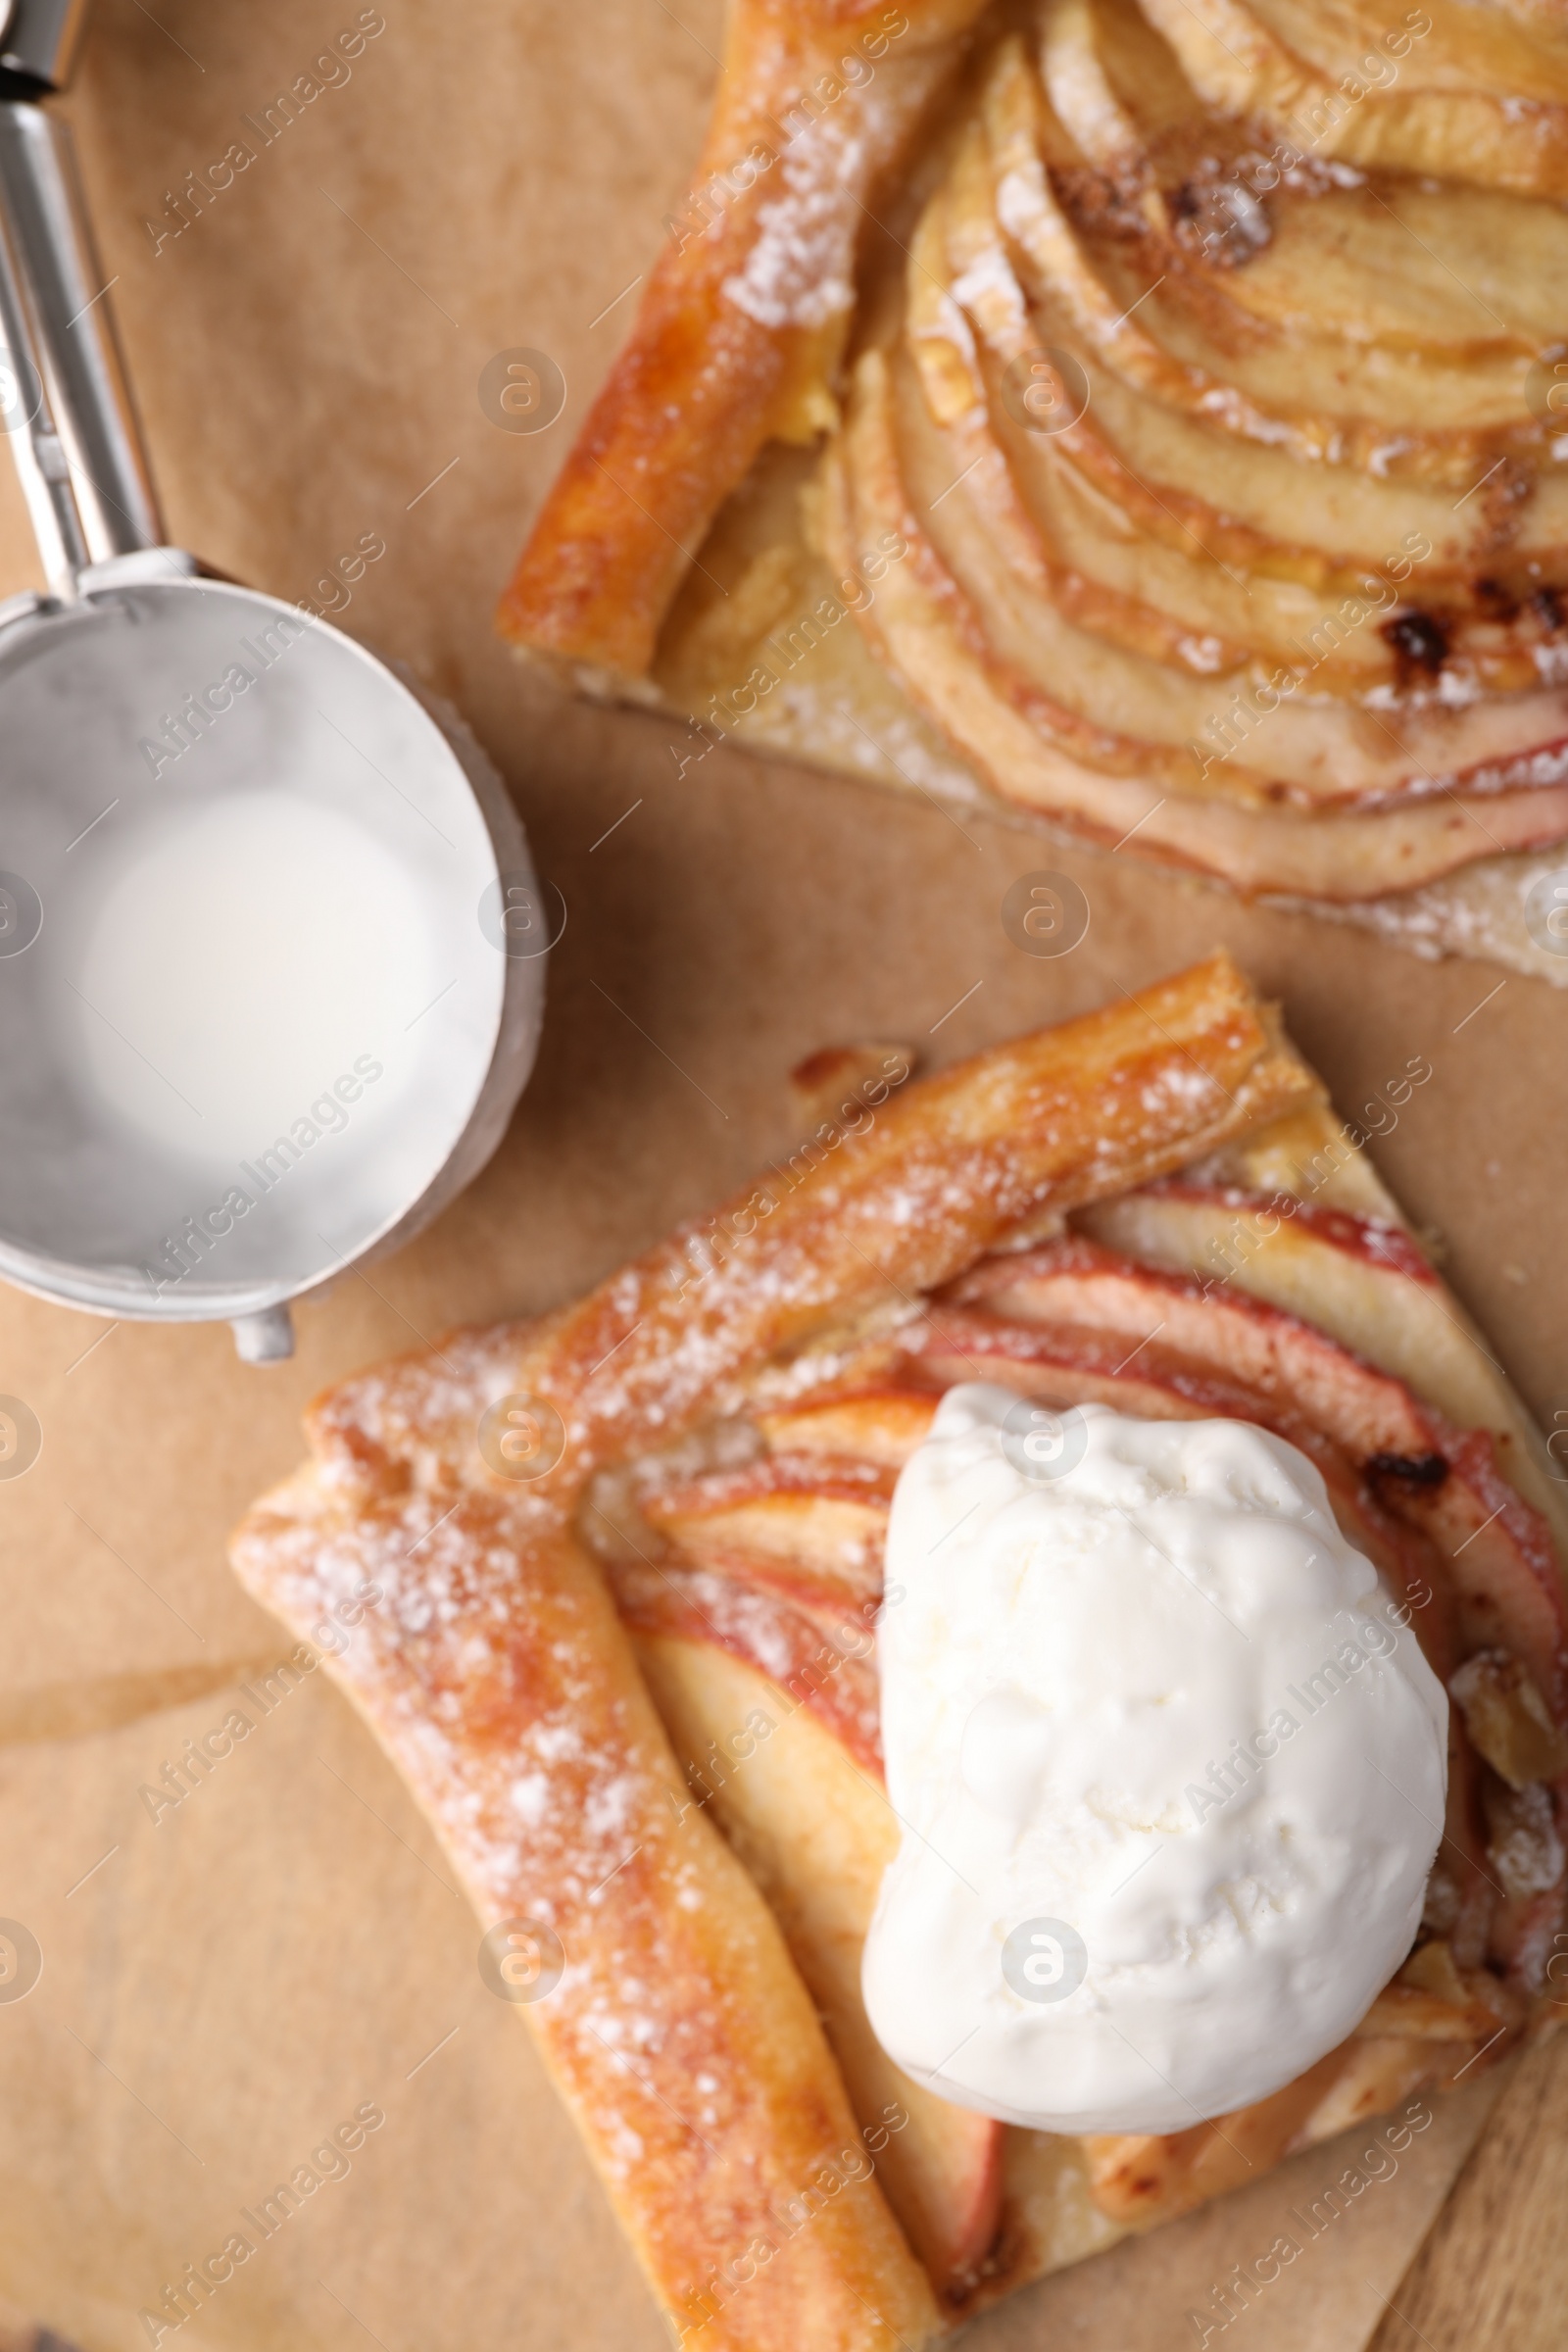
657 1541 889 1654
902 1296 1457 1668
1077 1180 1568 1549
605 1552 885 1778
644 1454 895 1623
628 1626 1007 2304
759 1391 940 1469
934 1239 1568 1722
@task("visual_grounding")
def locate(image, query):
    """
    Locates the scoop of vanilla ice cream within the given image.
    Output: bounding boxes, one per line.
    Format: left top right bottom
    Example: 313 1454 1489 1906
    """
861 1385 1448 2134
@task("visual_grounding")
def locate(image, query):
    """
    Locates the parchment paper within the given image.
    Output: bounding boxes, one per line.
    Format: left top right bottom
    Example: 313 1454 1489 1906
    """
0 2 1559 2344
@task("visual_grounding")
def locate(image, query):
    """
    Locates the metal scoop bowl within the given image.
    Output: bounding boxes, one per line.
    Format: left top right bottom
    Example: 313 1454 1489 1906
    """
0 4 546 1361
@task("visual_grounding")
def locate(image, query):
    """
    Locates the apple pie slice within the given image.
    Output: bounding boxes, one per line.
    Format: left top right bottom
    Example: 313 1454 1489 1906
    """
231 955 1567 2345
499 0 1568 978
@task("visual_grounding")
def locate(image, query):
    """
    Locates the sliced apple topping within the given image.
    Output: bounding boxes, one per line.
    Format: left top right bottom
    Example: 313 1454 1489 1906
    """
1140 0 1568 199
823 342 1568 900
815 13 1568 895
758 1390 941 1468
499 0 1568 906
1483 1776 1567 1904
608 1553 885 1778
1353 1983 1505 2043
1075 1174 1568 1558
1451 1648 1568 1788
643 1455 895 1614
920 1237 1567 1707
1080 2039 1379 2230
630 1632 1007 2305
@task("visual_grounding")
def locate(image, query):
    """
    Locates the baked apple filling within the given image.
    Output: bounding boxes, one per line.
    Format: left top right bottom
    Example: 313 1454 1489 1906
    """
504 0 1568 920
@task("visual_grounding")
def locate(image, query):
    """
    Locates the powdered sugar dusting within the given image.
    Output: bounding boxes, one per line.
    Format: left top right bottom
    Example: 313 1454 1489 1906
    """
724 140 866 330
721 76 907 331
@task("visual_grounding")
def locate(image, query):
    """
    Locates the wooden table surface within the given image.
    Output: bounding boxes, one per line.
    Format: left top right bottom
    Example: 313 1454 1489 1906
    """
1364 2030 1568 2352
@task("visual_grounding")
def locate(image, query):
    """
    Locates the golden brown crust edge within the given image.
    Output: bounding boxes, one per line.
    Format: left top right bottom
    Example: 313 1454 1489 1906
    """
496 0 991 679
236 1455 938 2351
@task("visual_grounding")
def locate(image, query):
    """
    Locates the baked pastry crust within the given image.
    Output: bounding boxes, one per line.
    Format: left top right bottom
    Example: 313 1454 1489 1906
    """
497 0 992 682
231 954 1568 2342
499 0 1568 962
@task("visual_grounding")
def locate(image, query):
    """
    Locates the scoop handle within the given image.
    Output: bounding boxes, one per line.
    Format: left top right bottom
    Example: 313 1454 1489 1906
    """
0 3 164 597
